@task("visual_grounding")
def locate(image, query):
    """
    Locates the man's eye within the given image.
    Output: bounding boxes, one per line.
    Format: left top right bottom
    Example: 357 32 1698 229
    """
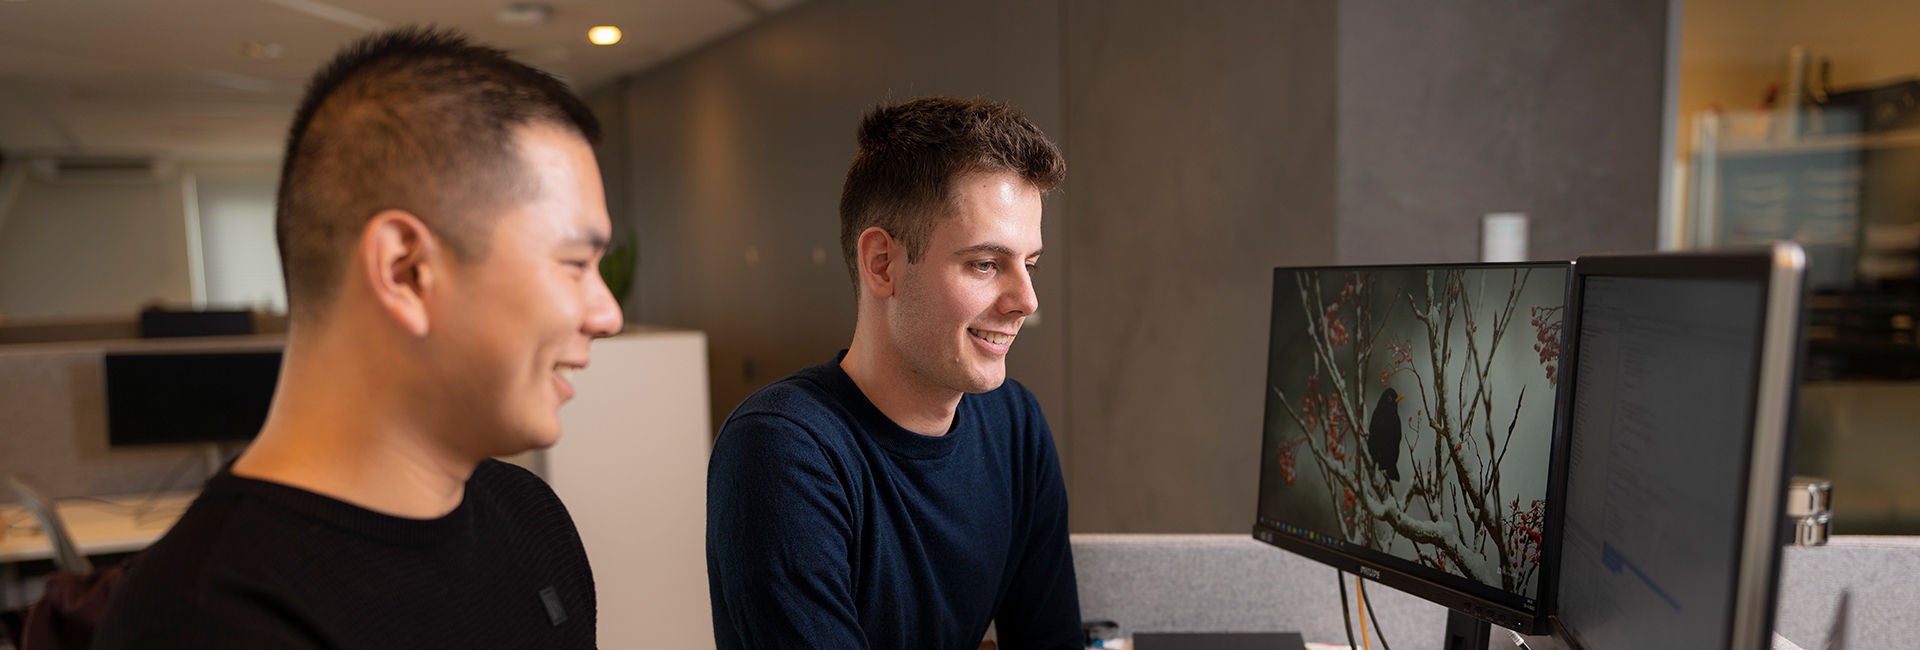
1026 262 1039 274
565 260 591 270
971 260 997 273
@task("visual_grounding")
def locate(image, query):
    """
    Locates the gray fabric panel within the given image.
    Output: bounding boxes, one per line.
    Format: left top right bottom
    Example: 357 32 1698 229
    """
1073 534 1450 649
1073 534 1920 650
1776 538 1920 650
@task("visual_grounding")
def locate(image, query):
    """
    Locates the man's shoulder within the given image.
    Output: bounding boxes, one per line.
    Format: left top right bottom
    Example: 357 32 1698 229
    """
723 369 856 437
95 487 316 645
467 460 585 547
471 458 559 503
711 370 872 477
133 480 313 570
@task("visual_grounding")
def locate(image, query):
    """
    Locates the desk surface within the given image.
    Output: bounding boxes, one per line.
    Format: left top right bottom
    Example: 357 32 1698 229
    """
0 492 195 563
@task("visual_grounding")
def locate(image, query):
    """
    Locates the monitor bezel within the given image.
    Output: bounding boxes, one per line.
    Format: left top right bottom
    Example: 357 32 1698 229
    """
1545 243 1806 650
1250 260 1576 635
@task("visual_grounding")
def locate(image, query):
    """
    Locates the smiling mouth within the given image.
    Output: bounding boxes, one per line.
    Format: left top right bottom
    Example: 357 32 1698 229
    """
968 328 1014 345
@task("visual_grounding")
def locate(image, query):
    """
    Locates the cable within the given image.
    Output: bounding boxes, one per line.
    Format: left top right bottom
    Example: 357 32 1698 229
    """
66 495 190 525
1359 578 1393 650
3 508 37 531
1356 574 1371 649
8 451 205 532
1337 569 1358 650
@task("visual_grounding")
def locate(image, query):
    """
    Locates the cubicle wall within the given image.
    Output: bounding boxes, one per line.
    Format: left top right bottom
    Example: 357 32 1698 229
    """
1072 534 1920 650
545 328 715 650
0 336 278 499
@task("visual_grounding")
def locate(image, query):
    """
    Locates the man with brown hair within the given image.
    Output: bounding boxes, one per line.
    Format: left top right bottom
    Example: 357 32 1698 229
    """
93 27 621 648
706 96 1082 649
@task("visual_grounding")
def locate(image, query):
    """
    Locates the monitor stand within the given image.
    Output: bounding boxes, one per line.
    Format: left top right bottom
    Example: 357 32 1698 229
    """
1443 610 1490 650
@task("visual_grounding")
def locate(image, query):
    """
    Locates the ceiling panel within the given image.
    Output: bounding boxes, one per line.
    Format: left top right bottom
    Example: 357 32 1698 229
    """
0 0 792 160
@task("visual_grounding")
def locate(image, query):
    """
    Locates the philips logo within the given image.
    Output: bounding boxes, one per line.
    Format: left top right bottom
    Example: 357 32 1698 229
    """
1358 566 1381 580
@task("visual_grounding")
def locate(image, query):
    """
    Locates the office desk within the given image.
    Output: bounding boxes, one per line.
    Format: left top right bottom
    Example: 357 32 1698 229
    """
0 492 194 564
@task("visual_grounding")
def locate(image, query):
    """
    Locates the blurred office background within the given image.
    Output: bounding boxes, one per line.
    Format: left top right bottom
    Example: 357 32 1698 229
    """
1 0 1915 536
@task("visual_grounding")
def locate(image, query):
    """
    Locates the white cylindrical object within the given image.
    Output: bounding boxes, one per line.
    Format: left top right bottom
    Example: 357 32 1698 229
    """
1481 212 1529 263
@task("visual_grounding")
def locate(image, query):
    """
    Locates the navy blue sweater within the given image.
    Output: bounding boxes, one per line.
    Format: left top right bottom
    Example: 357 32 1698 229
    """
707 353 1083 649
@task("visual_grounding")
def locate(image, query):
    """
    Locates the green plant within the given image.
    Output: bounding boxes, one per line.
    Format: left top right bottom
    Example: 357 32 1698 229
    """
598 232 637 308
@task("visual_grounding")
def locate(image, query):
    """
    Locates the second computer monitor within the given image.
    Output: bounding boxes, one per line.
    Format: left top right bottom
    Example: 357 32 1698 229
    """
1550 243 1806 649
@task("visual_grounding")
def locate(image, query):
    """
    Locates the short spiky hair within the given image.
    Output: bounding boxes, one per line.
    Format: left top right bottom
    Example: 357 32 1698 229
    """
838 96 1064 291
275 26 600 321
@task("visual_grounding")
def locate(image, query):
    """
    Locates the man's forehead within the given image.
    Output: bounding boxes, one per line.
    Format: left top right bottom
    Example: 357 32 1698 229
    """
936 207 1043 254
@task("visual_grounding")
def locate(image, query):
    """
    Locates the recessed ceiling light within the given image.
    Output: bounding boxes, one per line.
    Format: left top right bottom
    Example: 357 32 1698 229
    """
588 26 622 46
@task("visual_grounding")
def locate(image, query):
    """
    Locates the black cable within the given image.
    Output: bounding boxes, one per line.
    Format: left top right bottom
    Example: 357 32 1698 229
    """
1359 578 1393 650
3 508 36 530
1336 569 1358 650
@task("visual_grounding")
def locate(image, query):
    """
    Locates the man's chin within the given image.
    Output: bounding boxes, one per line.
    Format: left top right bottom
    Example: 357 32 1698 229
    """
962 368 1008 394
487 424 564 459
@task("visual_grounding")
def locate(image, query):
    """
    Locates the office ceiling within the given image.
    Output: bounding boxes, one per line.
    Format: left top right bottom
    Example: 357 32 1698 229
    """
0 0 797 161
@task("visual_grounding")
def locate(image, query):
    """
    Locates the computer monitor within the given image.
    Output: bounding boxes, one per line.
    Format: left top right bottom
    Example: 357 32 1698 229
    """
138 309 254 338
103 349 281 446
1253 262 1573 638
1548 243 1806 649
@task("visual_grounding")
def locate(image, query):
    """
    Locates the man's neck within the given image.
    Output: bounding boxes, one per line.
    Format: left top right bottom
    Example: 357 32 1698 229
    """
231 335 476 519
840 336 962 437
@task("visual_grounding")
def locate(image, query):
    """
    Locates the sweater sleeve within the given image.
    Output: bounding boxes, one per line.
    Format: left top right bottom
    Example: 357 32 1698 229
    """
706 412 869 649
992 399 1086 650
92 565 329 650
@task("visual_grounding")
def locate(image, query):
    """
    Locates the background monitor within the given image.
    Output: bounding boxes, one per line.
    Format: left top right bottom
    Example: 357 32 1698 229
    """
1253 262 1572 635
137 309 254 338
104 349 281 446
1549 243 1806 649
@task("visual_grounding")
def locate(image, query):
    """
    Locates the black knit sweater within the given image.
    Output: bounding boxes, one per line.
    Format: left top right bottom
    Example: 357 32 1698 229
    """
93 460 595 648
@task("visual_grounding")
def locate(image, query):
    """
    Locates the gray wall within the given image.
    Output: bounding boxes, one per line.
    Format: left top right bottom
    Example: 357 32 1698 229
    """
607 0 1669 533
615 0 1068 434
1061 0 1337 532
0 171 194 320
1336 1 1668 264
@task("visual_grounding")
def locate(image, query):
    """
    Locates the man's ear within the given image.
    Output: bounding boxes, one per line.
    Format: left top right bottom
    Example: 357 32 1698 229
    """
358 209 439 337
856 226 900 300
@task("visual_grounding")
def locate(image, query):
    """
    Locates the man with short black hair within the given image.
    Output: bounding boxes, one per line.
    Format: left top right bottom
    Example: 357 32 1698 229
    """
706 96 1083 649
94 27 621 648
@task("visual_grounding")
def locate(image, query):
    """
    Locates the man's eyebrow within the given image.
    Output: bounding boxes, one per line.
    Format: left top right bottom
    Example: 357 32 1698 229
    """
954 244 1043 258
564 230 611 253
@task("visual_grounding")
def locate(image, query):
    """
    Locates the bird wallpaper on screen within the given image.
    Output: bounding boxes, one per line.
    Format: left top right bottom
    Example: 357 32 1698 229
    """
1258 266 1566 599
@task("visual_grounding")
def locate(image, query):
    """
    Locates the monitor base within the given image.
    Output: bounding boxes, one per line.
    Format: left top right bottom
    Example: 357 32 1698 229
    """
1443 610 1491 650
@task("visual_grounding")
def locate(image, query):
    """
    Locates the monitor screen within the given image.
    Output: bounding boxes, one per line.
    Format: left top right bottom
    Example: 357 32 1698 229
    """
1552 245 1804 650
1253 263 1571 633
104 350 281 446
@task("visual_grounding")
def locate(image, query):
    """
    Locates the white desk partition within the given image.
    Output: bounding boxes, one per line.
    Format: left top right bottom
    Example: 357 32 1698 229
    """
544 328 713 649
